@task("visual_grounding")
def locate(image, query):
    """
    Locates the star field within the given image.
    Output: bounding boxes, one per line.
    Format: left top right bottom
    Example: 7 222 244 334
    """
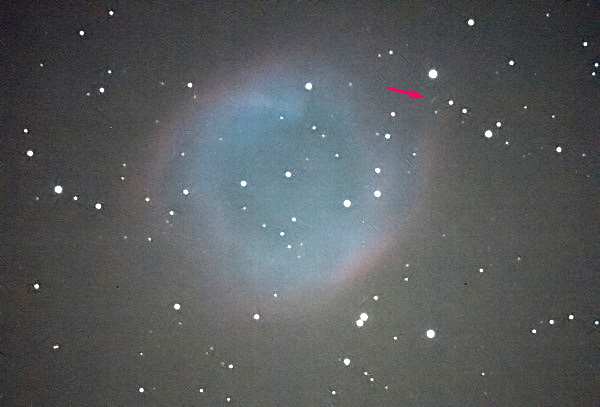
2 1 599 406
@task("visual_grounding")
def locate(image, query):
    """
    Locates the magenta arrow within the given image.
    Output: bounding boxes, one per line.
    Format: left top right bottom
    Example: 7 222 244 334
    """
387 86 423 99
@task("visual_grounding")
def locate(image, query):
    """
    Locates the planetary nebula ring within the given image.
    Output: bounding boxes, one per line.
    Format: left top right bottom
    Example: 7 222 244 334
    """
170 65 421 298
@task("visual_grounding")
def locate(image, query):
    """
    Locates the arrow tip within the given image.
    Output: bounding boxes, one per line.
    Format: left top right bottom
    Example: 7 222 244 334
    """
407 88 423 99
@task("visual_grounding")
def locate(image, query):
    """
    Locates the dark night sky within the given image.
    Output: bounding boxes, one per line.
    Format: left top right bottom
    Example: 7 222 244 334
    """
2 1 599 406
